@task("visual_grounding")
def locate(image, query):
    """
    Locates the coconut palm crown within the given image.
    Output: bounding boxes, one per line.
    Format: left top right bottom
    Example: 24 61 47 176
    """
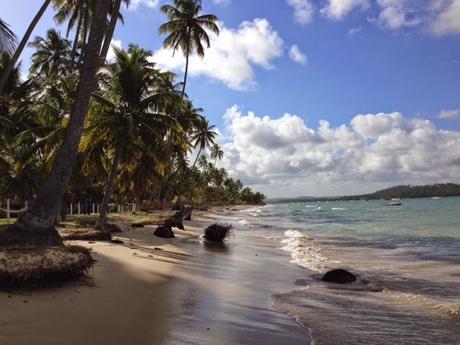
159 0 219 97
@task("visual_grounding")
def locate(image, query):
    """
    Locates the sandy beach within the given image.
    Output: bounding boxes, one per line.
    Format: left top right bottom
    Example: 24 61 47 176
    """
0 209 310 345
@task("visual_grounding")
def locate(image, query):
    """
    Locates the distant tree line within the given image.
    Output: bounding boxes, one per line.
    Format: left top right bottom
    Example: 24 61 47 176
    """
270 183 460 203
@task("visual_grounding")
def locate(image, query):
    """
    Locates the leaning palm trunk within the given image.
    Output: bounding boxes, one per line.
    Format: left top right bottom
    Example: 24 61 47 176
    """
100 0 122 59
71 0 85 63
191 146 202 169
0 0 51 94
0 0 112 247
95 145 122 229
181 46 189 98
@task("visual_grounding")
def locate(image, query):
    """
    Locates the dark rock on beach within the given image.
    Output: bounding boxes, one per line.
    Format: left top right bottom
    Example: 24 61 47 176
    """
204 223 232 242
154 226 175 238
131 223 145 228
322 269 357 284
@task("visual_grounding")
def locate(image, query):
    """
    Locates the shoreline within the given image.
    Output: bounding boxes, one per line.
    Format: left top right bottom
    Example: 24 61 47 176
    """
0 207 311 345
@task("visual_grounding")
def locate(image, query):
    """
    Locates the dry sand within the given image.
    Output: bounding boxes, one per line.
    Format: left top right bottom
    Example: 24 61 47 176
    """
0 209 310 345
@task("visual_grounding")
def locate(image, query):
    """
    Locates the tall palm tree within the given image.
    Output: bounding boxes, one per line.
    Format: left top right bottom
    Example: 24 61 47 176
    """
0 0 112 247
53 0 90 62
29 29 73 77
82 45 180 228
0 18 17 55
100 0 131 60
159 0 219 97
0 0 52 94
191 116 217 168
210 143 223 163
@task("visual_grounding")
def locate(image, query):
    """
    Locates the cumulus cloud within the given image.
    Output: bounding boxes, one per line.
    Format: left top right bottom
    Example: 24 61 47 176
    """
129 0 159 10
218 106 460 197
287 0 315 25
289 45 308 65
321 0 369 20
375 0 421 30
431 0 460 35
151 19 284 90
106 39 122 62
290 0 459 36
438 109 460 119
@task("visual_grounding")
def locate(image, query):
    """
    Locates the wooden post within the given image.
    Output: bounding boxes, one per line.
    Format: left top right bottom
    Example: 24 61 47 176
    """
92 203 95 214
70 203 73 215
78 202 81 214
6 198 10 224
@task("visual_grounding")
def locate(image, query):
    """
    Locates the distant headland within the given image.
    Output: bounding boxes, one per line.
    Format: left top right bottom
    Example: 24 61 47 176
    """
269 183 460 203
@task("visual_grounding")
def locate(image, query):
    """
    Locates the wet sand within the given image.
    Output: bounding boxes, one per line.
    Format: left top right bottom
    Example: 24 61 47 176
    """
0 209 310 345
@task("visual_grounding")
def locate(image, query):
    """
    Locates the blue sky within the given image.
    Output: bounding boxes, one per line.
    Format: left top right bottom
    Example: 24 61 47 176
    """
2 0 460 197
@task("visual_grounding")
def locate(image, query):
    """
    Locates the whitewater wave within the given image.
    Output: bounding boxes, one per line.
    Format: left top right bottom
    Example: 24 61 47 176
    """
281 229 327 272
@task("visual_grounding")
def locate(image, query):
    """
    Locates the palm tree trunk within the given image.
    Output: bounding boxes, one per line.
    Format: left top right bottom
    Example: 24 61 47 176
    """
0 0 51 94
0 0 112 247
95 144 122 229
71 0 85 63
78 9 90 65
191 146 202 169
100 0 122 59
181 40 190 98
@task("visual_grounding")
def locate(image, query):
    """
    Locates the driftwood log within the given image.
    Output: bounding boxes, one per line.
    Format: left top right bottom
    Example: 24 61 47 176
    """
153 225 175 238
153 207 193 238
204 223 232 242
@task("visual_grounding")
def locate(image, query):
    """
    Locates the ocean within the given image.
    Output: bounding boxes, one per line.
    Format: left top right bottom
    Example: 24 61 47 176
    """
226 197 460 344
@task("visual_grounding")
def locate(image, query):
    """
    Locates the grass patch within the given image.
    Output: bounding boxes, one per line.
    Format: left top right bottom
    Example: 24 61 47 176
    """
0 219 10 232
60 211 175 229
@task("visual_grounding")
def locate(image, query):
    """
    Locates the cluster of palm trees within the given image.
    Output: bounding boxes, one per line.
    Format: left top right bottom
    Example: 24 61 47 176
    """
0 0 264 245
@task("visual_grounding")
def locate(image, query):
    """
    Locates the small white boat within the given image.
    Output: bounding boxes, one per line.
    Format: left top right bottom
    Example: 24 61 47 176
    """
432 196 441 200
386 198 402 206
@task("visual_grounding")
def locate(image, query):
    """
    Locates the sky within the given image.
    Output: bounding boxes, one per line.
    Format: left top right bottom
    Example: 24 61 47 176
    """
1 0 460 197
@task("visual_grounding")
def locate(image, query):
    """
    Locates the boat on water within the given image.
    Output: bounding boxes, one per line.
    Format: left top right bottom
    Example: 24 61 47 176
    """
386 198 402 206
432 196 441 200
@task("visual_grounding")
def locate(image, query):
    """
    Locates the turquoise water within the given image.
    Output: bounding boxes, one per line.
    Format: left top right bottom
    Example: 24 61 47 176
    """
227 197 460 344
237 197 460 256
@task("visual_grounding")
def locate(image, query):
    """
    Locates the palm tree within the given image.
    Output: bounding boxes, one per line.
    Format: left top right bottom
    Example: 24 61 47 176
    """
29 29 73 77
82 45 180 228
0 0 112 247
0 18 17 55
0 0 52 95
100 0 131 60
159 0 219 97
53 0 90 62
210 143 223 163
191 116 217 168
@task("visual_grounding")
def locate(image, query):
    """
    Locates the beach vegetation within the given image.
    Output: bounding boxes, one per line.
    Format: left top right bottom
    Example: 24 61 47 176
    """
0 0 264 286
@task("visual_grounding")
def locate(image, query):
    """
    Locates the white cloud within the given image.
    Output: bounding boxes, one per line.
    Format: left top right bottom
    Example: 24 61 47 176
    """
212 0 231 5
348 26 362 36
152 19 284 90
438 109 460 119
289 0 460 36
287 0 315 25
129 0 159 10
218 106 460 197
106 39 122 62
321 0 369 20
431 0 460 35
375 0 421 30
289 45 308 65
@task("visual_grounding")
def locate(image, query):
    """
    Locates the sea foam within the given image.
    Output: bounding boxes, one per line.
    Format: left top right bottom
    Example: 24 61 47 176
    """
281 229 327 272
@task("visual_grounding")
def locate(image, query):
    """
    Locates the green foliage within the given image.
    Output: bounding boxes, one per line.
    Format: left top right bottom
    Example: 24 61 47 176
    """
0 3 264 209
